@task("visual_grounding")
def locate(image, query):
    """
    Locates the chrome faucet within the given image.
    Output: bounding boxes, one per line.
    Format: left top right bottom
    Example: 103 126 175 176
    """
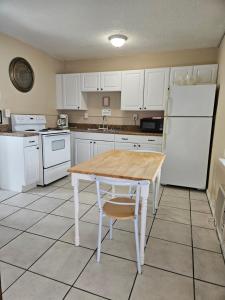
98 116 108 131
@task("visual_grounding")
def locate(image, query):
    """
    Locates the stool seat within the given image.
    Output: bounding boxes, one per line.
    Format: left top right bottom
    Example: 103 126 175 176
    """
103 197 135 219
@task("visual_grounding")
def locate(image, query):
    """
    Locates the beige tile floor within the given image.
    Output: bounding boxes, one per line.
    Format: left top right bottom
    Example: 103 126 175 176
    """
0 177 225 299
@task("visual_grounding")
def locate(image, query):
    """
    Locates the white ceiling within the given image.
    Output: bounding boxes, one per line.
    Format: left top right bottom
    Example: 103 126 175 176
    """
0 0 225 60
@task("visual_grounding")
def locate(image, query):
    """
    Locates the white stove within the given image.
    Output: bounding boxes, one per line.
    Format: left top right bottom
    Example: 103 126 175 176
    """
11 114 71 185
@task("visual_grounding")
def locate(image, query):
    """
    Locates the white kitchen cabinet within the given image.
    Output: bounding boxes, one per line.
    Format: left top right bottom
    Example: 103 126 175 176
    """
193 64 218 84
169 66 193 87
62 74 87 110
121 70 144 110
75 139 93 164
56 74 64 109
81 71 122 92
93 140 114 156
115 142 161 152
114 142 134 151
100 72 122 91
74 137 114 164
81 72 100 92
24 145 39 185
144 68 169 110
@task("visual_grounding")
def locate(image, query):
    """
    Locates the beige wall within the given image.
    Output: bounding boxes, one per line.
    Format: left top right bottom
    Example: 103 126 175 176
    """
65 47 218 73
0 33 64 127
62 47 218 126
208 36 225 205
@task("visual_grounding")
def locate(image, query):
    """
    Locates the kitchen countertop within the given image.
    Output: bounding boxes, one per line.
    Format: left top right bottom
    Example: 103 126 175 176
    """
69 127 163 136
0 131 39 137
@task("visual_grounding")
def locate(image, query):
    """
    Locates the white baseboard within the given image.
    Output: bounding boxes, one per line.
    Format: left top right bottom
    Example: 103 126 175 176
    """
206 189 225 258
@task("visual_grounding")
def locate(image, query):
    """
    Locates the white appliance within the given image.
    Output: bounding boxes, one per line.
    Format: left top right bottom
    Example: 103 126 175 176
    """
161 84 216 189
11 114 71 185
0 135 39 192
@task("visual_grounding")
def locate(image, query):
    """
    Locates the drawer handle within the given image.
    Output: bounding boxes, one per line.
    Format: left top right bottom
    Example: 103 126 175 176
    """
29 140 35 143
122 138 128 141
148 139 155 142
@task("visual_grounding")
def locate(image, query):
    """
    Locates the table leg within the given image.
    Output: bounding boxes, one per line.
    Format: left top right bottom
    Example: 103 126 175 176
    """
155 169 161 210
72 174 80 246
140 183 149 265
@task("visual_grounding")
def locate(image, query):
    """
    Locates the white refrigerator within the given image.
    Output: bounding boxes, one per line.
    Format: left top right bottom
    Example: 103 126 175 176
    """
161 84 216 189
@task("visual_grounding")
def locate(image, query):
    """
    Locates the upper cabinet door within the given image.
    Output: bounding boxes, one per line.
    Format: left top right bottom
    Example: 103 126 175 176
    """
144 68 169 110
193 64 218 84
62 74 81 109
121 70 144 111
170 66 193 87
81 72 100 91
56 74 64 109
100 71 122 91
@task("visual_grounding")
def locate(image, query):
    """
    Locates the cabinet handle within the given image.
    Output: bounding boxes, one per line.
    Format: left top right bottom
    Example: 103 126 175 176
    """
94 141 96 144
36 147 39 150
139 107 142 110
148 139 155 142
97 88 99 91
122 138 128 141
90 141 92 143
134 144 137 147
101 88 103 91
29 140 35 143
138 144 141 147
144 107 146 110
77 106 80 110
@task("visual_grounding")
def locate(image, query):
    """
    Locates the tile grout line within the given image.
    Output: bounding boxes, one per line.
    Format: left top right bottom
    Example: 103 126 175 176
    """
189 189 196 300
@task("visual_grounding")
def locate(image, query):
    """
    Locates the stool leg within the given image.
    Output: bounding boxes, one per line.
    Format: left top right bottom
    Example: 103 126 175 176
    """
97 211 103 263
134 216 141 274
109 218 113 240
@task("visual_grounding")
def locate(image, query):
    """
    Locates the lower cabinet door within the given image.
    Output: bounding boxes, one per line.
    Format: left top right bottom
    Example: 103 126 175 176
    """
24 146 39 185
75 139 93 164
93 141 114 156
137 144 162 152
114 142 134 151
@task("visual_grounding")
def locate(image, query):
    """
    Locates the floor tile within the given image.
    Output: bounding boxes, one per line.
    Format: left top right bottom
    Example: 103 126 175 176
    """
64 180 91 191
102 229 137 261
47 187 74 200
80 205 110 227
64 288 103 300
130 265 194 300
2 271 69 300
0 204 20 220
190 190 208 201
0 225 22 248
83 183 111 194
52 201 91 219
163 186 189 198
192 226 221 253
195 280 225 300
26 196 65 213
0 190 17 202
145 237 193 276
75 254 137 300
0 262 24 292
151 219 192 246
51 176 71 187
191 211 215 230
60 221 108 250
194 248 225 286
0 232 54 268
0 209 46 230
28 214 74 239
28 185 58 196
160 195 190 210
72 191 97 205
191 199 211 214
3 193 40 208
31 241 93 285
114 216 153 235
157 206 190 225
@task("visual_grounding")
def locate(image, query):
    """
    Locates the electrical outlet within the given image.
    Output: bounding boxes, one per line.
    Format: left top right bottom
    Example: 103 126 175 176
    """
84 111 88 119
133 114 138 121
102 109 111 117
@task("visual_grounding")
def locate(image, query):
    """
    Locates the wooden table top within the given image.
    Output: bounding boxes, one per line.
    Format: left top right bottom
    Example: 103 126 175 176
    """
69 150 165 181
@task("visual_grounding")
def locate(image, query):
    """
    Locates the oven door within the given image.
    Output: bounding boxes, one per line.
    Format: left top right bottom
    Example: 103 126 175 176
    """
42 133 71 168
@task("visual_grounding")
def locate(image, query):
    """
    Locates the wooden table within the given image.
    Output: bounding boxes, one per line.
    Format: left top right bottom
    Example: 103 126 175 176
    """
69 150 165 265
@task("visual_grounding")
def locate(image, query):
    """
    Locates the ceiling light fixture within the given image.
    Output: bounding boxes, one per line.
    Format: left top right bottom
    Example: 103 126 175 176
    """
108 34 128 48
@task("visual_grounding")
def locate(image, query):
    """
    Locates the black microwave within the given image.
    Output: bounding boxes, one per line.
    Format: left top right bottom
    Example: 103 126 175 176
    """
140 117 164 133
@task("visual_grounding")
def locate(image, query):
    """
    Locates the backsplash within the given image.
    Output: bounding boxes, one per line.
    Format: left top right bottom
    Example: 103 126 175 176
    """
59 92 163 126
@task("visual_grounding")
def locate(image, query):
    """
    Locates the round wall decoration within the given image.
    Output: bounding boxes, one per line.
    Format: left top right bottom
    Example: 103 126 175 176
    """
9 57 34 92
